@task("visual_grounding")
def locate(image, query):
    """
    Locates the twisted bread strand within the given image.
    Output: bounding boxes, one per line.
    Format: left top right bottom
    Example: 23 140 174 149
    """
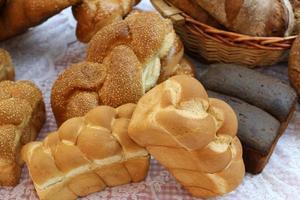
51 11 194 126
0 0 81 40
72 0 140 42
0 81 45 186
22 104 149 200
128 75 245 198
0 49 14 81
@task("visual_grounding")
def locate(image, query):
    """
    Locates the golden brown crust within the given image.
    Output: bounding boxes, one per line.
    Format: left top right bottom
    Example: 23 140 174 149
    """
52 12 187 125
128 75 245 198
22 104 149 200
72 0 141 43
166 0 221 28
289 36 300 97
0 81 45 186
0 0 81 41
194 0 294 36
0 49 14 81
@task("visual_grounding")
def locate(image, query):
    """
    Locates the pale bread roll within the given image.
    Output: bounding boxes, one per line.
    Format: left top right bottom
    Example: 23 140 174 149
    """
128 75 245 198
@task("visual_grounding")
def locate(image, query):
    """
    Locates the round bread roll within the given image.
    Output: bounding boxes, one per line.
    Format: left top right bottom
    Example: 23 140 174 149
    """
128 75 245 198
0 49 14 81
51 11 194 126
72 0 141 43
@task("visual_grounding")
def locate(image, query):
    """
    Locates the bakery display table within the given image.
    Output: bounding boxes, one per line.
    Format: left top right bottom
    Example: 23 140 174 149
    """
0 1 299 199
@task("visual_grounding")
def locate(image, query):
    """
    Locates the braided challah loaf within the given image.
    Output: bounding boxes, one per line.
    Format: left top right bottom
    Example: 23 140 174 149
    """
128 75 245 198
0 0 81 41
22 104 149 200
73 0 141 42
51 11 194 126
0 49 14 81
0 81 45 186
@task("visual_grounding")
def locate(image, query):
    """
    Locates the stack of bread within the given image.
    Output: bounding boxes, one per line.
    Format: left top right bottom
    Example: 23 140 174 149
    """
3 0 298 198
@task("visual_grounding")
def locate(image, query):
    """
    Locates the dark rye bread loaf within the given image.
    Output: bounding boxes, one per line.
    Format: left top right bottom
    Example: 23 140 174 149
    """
200 64 297 122
199 64 297 174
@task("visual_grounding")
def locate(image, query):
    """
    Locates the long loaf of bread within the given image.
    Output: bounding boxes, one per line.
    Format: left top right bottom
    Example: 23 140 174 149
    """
22 104 149 200
128 75 245 198
0 0 81 41
194 0 294 36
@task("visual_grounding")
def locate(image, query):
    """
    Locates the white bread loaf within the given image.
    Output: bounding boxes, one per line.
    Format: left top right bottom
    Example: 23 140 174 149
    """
22 104 149 200
128 75 245 198
194 0 294 36
51 11 194 126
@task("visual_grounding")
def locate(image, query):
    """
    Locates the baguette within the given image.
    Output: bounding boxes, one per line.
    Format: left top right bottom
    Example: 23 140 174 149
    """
0 49 14 81
128 75 245 198
0 0 81 41
194 0 294 36
0 81 45 186
22 104 149 200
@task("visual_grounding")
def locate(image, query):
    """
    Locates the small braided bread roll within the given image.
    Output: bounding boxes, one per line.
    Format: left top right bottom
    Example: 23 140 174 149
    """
0 49 14 81
0 81 45 186
22 104 149 200
0 0 80 41
128 75 245 198
73 0 141 42
51 11 194 126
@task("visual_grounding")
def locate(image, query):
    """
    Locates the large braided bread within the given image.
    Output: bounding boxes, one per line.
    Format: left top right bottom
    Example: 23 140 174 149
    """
0 0 80 41
0 81 45 186
73 0 141 42
51 11 194 126
128 75 245 198
0 49 14 81
22 104 149 200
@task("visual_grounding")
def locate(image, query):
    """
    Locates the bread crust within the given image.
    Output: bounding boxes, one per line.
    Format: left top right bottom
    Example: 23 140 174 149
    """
22 104 149 200
52 12 195 125
0 0 80 41
0 80 45 186
194 0 294 36
289 36 300 98
0 49 14 81
73 0 141 43
128 75 245 198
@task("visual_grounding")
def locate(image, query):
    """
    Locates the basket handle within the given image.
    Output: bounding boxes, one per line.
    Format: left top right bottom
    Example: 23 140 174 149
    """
151 0 185 24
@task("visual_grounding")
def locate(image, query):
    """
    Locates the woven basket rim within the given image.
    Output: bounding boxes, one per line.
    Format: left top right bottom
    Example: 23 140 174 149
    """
151 0 297 50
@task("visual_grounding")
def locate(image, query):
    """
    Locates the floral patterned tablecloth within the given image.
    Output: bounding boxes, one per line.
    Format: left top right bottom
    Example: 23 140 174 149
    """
0 1 300 199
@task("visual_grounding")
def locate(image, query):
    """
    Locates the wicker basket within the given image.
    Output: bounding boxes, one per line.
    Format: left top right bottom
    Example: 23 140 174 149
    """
151 0 297 67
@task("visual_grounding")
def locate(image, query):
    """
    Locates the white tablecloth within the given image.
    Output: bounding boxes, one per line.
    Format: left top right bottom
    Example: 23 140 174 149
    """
0 1 300 199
